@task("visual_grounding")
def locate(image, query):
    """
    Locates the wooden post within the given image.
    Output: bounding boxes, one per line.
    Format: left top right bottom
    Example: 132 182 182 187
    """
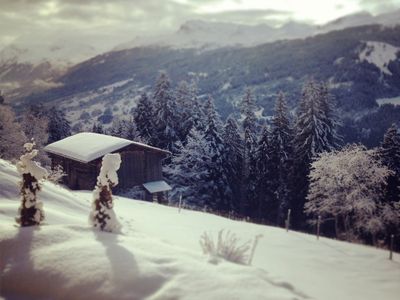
389 234 394 260
317 215 321 240
285 209 291 232
178 193 183 213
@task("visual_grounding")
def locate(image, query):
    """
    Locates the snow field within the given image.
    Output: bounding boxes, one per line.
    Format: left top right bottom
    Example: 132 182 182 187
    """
0 159 399 300
359 41 400 75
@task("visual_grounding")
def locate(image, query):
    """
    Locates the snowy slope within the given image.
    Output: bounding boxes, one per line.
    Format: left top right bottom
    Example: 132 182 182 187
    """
0 159 399 300
359 41 400 75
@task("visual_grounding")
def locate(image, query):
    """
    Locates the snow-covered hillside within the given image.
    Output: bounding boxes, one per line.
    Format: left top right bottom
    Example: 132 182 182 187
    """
0 159 399 300
359 41 400 75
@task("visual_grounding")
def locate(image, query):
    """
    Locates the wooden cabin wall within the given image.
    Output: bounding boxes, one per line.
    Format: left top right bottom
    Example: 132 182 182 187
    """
49 154 97 190
118 150 145 188
145 152 163 182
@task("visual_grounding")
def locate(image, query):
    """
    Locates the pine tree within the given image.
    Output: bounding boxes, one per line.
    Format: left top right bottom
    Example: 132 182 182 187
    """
379 124 400 203
92 123 105 134
175 80 194 142
240 88 258 217
202 95 230 212
89 153 122 233
47 107 71 144
0 103 26 160
166 128 210 207
152 72 179 153
291 80 341 228
255 125 273 222
269 92 294 225
110 118 140 141
378 124 400 249
16 142 48 226
222 116 243 214
109 118 125 138
189 80 206 132
133 92 155 143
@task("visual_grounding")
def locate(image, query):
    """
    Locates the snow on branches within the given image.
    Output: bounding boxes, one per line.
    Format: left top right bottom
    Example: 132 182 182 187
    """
16 142 48 226
89 153 122 233
305 145 396 241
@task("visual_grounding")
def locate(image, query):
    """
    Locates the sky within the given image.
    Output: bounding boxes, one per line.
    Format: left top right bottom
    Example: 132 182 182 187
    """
1 0 400 51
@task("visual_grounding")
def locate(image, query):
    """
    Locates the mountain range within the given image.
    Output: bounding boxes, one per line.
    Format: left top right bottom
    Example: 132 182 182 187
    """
1 10 399 101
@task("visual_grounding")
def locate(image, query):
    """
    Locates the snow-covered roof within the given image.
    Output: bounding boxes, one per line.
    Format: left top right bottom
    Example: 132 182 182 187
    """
143 180 172 194
44 132 169 163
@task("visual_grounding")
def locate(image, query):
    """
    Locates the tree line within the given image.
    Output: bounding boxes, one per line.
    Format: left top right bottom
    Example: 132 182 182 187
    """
125 73 399 247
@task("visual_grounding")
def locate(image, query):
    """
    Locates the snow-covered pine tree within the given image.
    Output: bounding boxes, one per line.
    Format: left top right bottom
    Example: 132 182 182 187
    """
254 125 273 222
166 128 210 207
110 118 141 141
378 124 400 249
152 72 180 153
92 123 105 134
240 88 258 217
291 80 341 228
47 107 71 144
175 80 194 142
189 80 206 132
379 124 400 203
16 142 48 226
318 82 342 149
109 118 125 138
222 116 243 214
0 102 26 160
89 153 122 233
269 92 294 225
305 145 393 243
133 92 155 143
202 95 230 212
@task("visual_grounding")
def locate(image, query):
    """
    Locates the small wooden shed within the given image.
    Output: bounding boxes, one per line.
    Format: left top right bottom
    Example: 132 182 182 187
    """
44 132 171 201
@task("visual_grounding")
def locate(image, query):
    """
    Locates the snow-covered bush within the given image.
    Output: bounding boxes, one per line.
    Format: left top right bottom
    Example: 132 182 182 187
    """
200 230 251 265
89 153 122 233
16 142 48 226
305 145 393 242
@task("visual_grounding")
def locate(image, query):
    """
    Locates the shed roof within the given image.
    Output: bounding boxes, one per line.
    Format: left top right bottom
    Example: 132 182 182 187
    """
143 181 172 194
44 132 170 163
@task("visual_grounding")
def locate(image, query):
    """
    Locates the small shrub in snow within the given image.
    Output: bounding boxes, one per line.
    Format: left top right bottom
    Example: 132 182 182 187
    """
89 153 122 233
47 164 66 184
16 142 48 226
200 230 251 265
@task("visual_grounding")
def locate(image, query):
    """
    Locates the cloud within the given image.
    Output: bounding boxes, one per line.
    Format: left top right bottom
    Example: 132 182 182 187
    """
0 0 399 53
359 0 400 13
197 9 292 25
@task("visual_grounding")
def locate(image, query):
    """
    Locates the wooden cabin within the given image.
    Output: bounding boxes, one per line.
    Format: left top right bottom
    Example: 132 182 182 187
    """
44 132 171 202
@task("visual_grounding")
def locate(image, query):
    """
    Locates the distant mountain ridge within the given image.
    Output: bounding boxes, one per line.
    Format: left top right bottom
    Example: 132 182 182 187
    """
115 10 400 51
